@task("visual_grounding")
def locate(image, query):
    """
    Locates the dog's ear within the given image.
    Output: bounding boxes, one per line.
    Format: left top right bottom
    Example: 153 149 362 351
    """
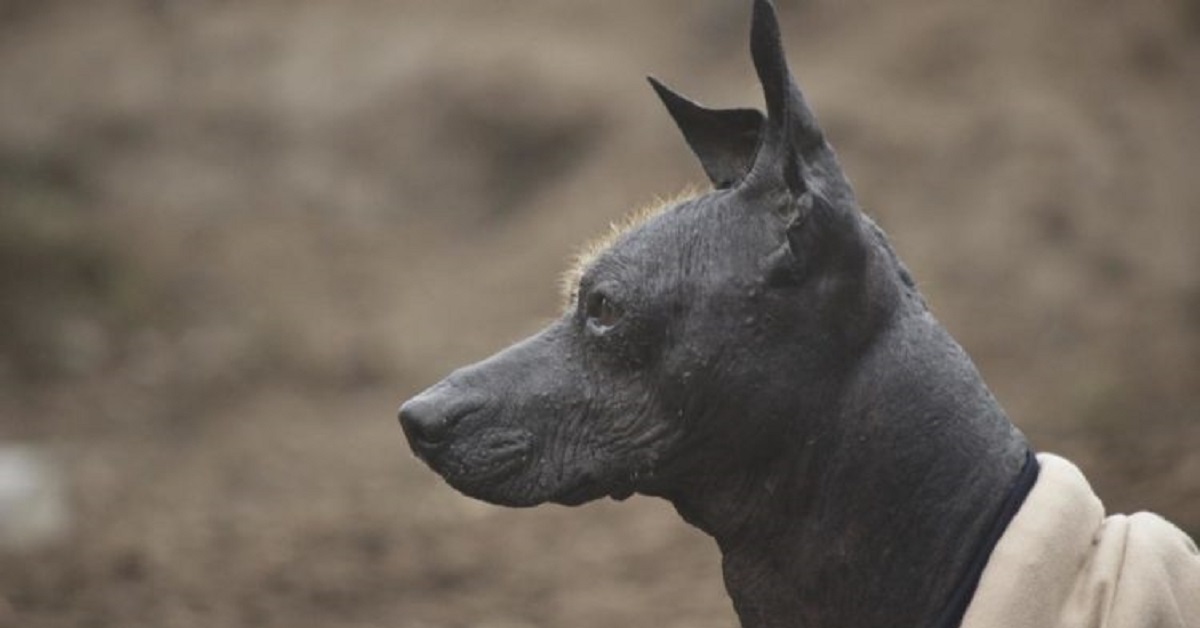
649 77 765 189
748 0 865 271
748 0 852 207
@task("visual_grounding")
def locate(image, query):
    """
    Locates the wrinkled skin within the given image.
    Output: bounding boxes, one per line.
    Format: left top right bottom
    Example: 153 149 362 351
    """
400 2 1031 627
401 184 889 508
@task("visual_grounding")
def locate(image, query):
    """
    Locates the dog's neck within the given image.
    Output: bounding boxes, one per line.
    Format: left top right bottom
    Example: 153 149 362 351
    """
663 312 1030 628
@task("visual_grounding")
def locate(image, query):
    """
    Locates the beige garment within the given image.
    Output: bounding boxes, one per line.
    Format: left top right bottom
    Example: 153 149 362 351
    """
961 454 1200 628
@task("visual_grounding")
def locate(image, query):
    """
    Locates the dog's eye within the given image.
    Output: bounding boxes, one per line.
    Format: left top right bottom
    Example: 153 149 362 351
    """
585 291 623 332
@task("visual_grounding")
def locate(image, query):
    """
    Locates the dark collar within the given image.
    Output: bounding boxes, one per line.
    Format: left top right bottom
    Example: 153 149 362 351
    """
933 449 1041 628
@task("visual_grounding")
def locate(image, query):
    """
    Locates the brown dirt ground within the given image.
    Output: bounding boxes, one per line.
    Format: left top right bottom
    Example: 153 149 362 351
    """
1 1 1198 627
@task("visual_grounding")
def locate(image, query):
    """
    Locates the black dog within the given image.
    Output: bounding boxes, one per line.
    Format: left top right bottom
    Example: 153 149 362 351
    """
400 2 1199 627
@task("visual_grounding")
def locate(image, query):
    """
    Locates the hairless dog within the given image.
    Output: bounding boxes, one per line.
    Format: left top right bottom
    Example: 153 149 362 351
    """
400 2 1200 626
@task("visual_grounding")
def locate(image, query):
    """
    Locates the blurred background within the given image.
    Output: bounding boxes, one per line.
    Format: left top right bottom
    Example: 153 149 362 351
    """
0 0 1197 626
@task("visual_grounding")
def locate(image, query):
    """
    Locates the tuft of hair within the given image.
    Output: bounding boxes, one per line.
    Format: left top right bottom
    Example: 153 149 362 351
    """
559 186 702 310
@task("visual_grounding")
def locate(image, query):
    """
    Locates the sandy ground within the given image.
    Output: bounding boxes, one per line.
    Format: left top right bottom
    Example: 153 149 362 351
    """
1 1 1198 626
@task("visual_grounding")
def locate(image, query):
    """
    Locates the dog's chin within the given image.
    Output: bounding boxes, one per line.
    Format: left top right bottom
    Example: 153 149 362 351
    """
427 461 547 508
437 470 545 508
441 467 627 508
443 472 600 508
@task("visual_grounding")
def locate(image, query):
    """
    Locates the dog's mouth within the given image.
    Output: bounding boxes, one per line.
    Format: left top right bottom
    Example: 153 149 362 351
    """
425 428 534 487
418 422 656 508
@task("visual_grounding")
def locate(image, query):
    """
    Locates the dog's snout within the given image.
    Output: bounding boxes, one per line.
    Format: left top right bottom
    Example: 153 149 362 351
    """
398 386 484 455
398 397 451 450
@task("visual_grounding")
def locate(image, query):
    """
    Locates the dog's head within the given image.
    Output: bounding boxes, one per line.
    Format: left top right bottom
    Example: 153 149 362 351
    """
399 0 912 507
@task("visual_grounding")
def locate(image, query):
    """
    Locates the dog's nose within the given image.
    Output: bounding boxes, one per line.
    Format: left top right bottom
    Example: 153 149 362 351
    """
398 395 452 451
399 383 488 455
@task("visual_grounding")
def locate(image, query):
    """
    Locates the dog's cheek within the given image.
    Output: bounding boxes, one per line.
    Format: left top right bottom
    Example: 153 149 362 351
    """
592 394 680 475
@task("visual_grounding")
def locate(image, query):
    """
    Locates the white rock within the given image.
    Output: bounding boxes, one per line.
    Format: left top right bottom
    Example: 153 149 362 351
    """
0 445 71 550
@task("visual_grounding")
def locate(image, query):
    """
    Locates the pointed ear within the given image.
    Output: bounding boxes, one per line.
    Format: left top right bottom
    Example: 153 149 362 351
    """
748 0 853 205
648 77 765 189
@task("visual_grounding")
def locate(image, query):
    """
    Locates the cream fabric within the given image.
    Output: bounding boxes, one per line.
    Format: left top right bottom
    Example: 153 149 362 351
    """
961 454 1200 628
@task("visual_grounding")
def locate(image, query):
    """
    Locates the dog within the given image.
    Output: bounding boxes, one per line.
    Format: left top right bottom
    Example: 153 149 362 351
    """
399 2 1200 626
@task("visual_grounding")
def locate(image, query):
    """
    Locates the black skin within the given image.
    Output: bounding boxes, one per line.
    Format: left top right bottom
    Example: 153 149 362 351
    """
399 1 1030 627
